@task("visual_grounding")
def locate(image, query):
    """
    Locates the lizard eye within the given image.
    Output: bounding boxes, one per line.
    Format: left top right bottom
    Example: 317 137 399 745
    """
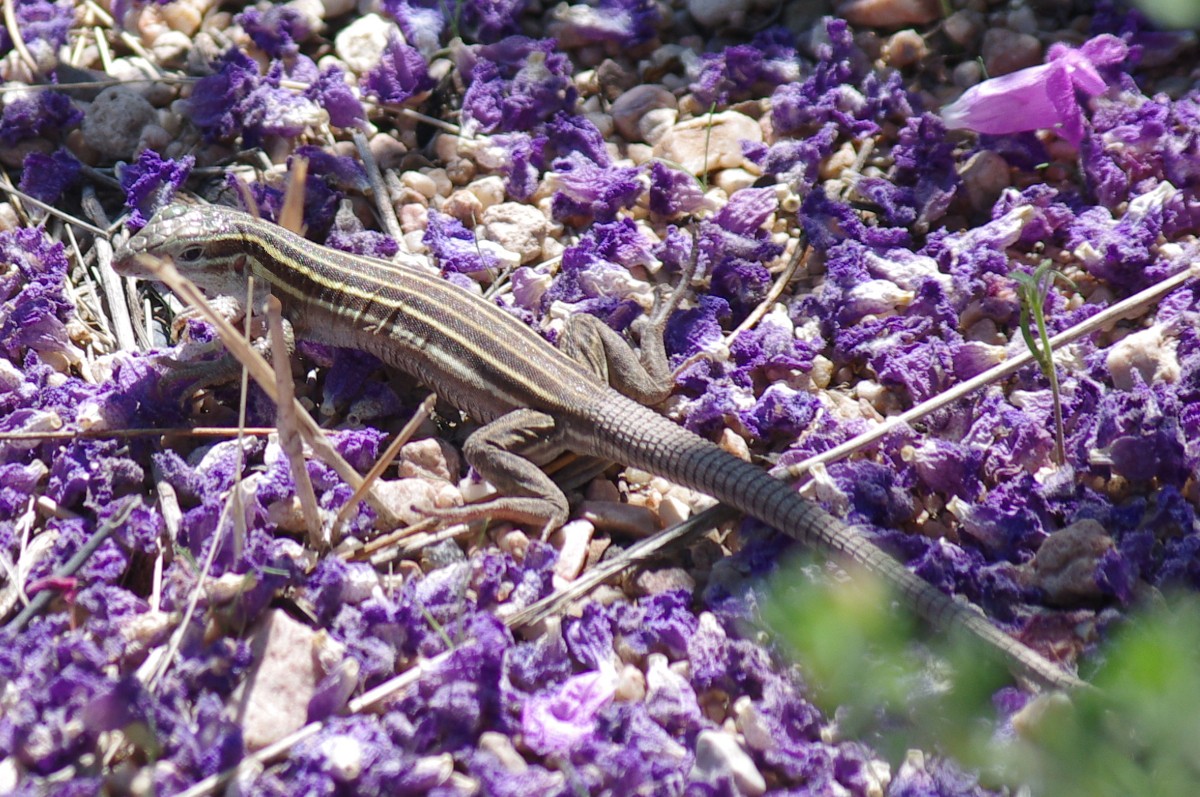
176 246 204 263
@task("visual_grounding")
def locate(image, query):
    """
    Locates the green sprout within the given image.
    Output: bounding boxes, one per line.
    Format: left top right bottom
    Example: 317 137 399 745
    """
700 100 717 192
1012 260 1074 465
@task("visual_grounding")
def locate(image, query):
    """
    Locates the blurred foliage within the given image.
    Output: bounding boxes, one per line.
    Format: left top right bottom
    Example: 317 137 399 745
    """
1132 0 1200 26
762 555 1200 795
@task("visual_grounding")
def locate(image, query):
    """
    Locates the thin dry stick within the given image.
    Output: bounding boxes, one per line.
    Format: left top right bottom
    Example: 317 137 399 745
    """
773 260 1200 481
149 460 182 615
229 276 257 563
145 489 240 693
331 393 438 538
5 499 137 632
0 427 281 441
278 157 309 233
726 235 807 342
351 517 450 564
81 190 138 351
0 182 110 236
63 225 120 353
131 254 402 527
353 129 405 245
266 295 324 548
3 0 38 73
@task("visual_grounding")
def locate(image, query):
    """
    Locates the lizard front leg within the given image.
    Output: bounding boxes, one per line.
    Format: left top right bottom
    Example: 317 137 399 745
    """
155 297 296 400
558 312 673 405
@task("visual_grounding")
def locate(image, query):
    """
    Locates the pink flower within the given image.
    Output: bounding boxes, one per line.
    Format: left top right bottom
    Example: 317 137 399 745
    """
940 34 1129 145
521 670 617 755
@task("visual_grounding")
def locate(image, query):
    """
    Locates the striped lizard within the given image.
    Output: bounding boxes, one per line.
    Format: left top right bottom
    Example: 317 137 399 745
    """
114 203 1086 691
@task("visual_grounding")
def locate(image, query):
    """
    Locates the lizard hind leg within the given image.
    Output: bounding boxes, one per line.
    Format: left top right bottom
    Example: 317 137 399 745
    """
432 408 572 535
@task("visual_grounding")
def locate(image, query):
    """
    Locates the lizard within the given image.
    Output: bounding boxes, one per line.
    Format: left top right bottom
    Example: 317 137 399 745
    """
113 202 1087 691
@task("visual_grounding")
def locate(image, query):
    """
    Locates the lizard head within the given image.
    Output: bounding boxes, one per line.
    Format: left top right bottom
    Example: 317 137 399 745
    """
114 204 258 297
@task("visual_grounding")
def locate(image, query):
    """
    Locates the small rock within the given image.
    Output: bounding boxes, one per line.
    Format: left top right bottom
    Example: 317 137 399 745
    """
1029 519 1114 605
549 519 594 581
468 175 507 210
577 500 660 537
614 663 646 702
481 202 548 264
610 85 677 143
1106 325 1181 390
836 0 940 28
960 149 1011 211
596 59 637 99
687 0 751 28
445 156 476 186
640 108 678 146
369 132 407 171
1006 4 1040 35
632 567 696 596
402 170 439 200
440 189 484 225
585 477 621 503
399 203 428 234
690 729 766 797
714 168 758 195
397 437 460 482
236 609 331 750
82 87 157 160
157 0 210 37
334 13 392 74
882 28 927 68
478 732 528 772
657 493 693 527
982 29 1042 77
652 111 762 176
421 539 467 571
373 478 462 527
942 10 982 47
952 59 983 90
319 735 364 782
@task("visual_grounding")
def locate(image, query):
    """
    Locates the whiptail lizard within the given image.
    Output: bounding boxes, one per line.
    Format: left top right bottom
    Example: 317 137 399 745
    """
114 203 1086 691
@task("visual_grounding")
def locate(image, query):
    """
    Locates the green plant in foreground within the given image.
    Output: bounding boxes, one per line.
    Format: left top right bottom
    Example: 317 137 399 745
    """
1012 260 1073 465
1130 0 1200 27
762 557 1200 796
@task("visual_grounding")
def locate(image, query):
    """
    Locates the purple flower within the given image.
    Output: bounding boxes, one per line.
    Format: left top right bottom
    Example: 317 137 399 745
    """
522 669 617 755
18 149 80 205
186 48 260 141
362 32 435 105
0 0 73 56
189 49 326 144
941 34 1130 146
648 162 707 217
424 210 499 274
237 6 310 58
691 29 799 106
459 38 576 134
549 0 660 48
120 150 194 230
0 91 81 146
305 66 365 129
548 152 641 223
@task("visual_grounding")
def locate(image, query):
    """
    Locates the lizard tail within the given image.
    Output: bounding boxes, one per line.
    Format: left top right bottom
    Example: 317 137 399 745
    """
591 400 1087 691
